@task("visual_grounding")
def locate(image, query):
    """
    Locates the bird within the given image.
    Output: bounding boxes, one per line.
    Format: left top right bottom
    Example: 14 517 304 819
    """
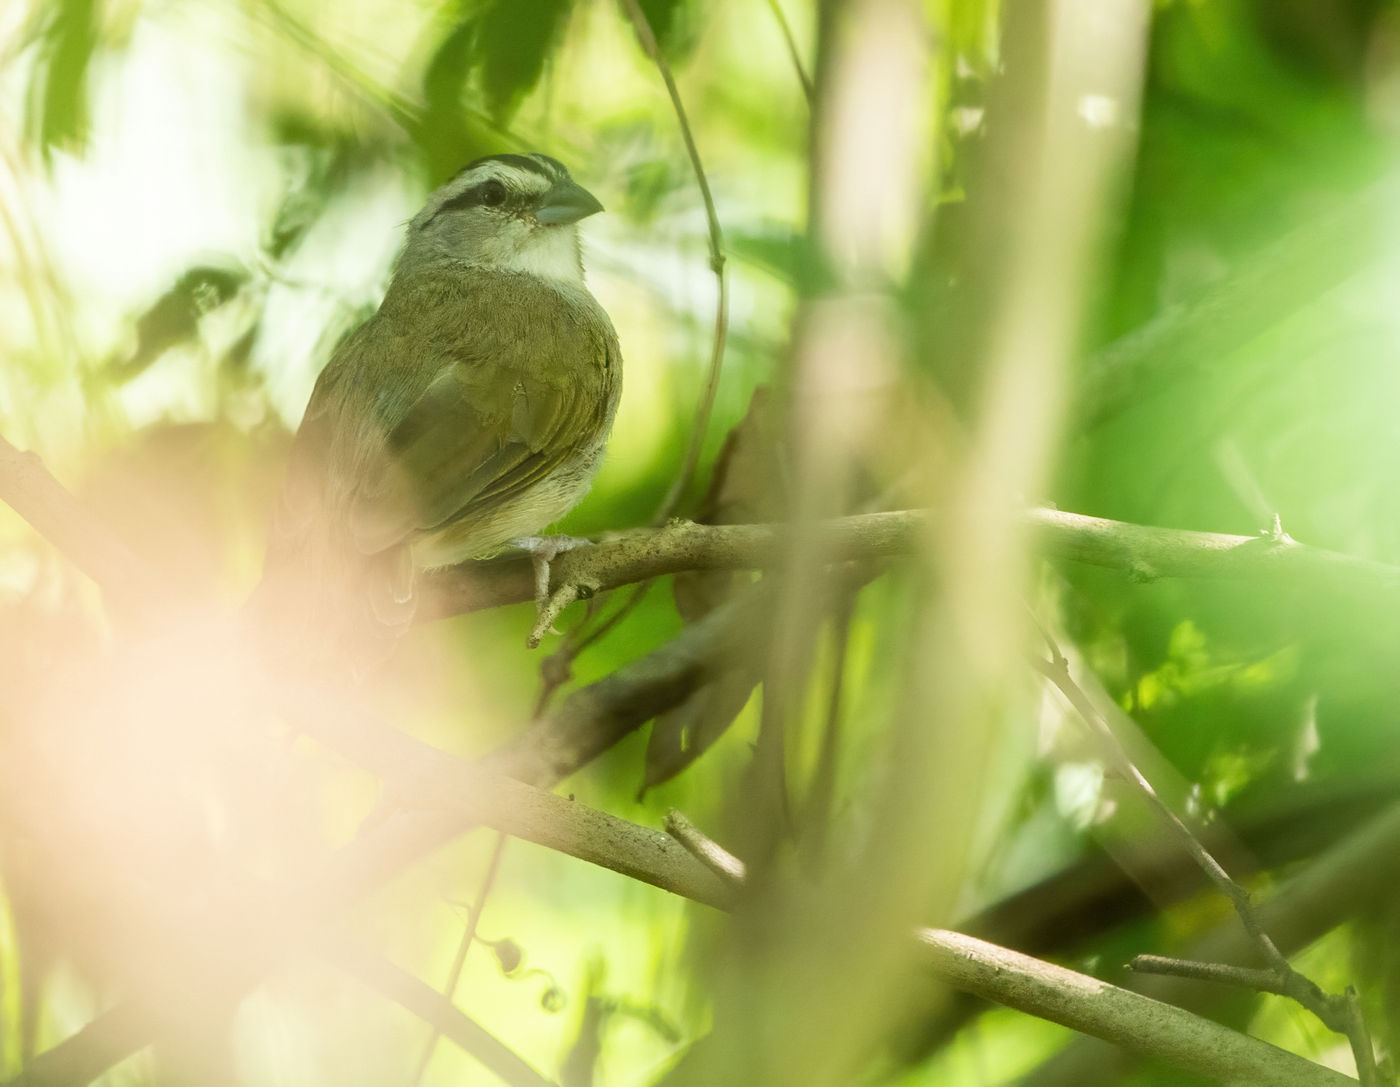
250 152 622 673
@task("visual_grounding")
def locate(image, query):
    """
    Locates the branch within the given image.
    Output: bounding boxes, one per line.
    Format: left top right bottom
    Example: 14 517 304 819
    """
8 585 767 1084
618 0 729 521
328 940 559 1087
0 435 171 618
351 793 1359 1087
5 429 1393 626
339 787 1362 1087
663 809 747 884
4 446 1393 1083
1127 955 1297 996
501 798 1359 1085
1027 508 1400 592
763 0 814 103
7 1003 150 1086
916 929 1355 1087
1031 636 1382 1084
1008 798 1400 1087
1029 651 1288 967
410 771 733 909
421 508 1400 620
408 832 508 1085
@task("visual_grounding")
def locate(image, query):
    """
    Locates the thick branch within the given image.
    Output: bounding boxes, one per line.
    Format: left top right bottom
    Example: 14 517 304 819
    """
421 508 1400 619
9 586 767 1085
354 788 1356 1087
916 929 1354 1087
1001 798 1400 1087
3 432 1393 623
0 435 170 618
478 796 1357 1085
342 780 1358 1086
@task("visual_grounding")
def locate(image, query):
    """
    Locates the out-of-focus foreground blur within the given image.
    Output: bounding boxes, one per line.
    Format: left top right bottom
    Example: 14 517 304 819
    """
4 1 1400 1084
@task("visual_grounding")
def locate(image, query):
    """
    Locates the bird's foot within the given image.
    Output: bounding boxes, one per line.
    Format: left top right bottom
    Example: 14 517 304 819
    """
512 535 592 648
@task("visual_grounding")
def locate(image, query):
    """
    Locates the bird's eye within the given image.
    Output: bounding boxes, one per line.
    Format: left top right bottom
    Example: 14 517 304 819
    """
478 180 507 207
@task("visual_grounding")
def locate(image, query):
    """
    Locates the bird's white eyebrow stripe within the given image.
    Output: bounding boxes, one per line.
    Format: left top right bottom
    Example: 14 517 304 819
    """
455 153 562 182
412 154 573 230
452 161 552 191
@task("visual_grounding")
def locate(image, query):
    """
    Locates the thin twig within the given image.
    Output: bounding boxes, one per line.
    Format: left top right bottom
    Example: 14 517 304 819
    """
528 0 734 691
531 581 652 715
1031 627 1383 1085
618 0 728 522
1030 650 1289 969
1127 954 1296 997
663 809 747 884
332 940 558 1087
408 832 510 1087
1127 955 1380 1083
763 0 814 102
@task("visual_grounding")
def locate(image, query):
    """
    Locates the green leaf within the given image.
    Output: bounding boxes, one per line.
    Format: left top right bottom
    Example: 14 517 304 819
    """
437 0 576 122
25 0 100 156
637 0 699 60
107 264 248 382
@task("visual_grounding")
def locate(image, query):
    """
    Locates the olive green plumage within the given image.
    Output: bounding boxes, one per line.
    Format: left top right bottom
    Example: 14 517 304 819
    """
253 154 620 668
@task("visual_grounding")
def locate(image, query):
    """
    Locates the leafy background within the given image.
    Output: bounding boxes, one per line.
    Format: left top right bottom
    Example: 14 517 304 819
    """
3 0 1400 1083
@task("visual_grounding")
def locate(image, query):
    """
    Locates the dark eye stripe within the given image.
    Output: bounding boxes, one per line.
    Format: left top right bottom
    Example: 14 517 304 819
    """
431 180 511 220
427 152 574 225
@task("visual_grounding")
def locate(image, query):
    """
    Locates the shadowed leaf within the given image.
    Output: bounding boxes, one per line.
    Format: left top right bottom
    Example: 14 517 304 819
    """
24 0 100 155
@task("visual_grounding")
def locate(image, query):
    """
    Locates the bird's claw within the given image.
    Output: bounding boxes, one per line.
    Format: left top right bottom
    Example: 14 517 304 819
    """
512 535 591 647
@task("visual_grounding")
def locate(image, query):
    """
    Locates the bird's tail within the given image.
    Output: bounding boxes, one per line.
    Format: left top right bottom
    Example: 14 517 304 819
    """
243 527 418 682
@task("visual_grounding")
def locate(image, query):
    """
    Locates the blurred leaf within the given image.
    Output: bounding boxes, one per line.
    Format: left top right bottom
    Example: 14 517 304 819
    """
560 963 605 1087
24 0 99 155
427 0 575 127
476 0 574 119
621 156 686 224
945 0 1001 71
493 937 522 974
637 0 701 60
221 321 258 378
643 667 759 792
644 390 783 792
106 265 248 383
418 16 491 179
262 123 374 259
724 227 806 287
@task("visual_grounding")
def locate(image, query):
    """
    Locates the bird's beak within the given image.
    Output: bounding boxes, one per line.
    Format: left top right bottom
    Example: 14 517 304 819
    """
537 180 604 225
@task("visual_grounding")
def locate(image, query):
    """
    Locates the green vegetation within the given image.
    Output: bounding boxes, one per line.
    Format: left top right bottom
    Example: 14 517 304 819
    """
3 1 1400 1084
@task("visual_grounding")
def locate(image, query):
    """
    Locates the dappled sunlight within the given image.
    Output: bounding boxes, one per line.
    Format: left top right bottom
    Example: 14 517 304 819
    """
4 0 1400 1085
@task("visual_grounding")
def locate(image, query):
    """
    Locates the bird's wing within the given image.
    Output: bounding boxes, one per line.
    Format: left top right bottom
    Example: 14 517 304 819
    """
349 362 578 548
344 271 618 556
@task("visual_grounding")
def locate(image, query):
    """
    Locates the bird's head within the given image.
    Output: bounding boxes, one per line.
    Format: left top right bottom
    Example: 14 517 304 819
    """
406 153 603 284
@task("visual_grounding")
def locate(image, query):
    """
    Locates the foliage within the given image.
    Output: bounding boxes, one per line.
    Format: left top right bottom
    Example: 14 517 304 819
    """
3 0 1400 1084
